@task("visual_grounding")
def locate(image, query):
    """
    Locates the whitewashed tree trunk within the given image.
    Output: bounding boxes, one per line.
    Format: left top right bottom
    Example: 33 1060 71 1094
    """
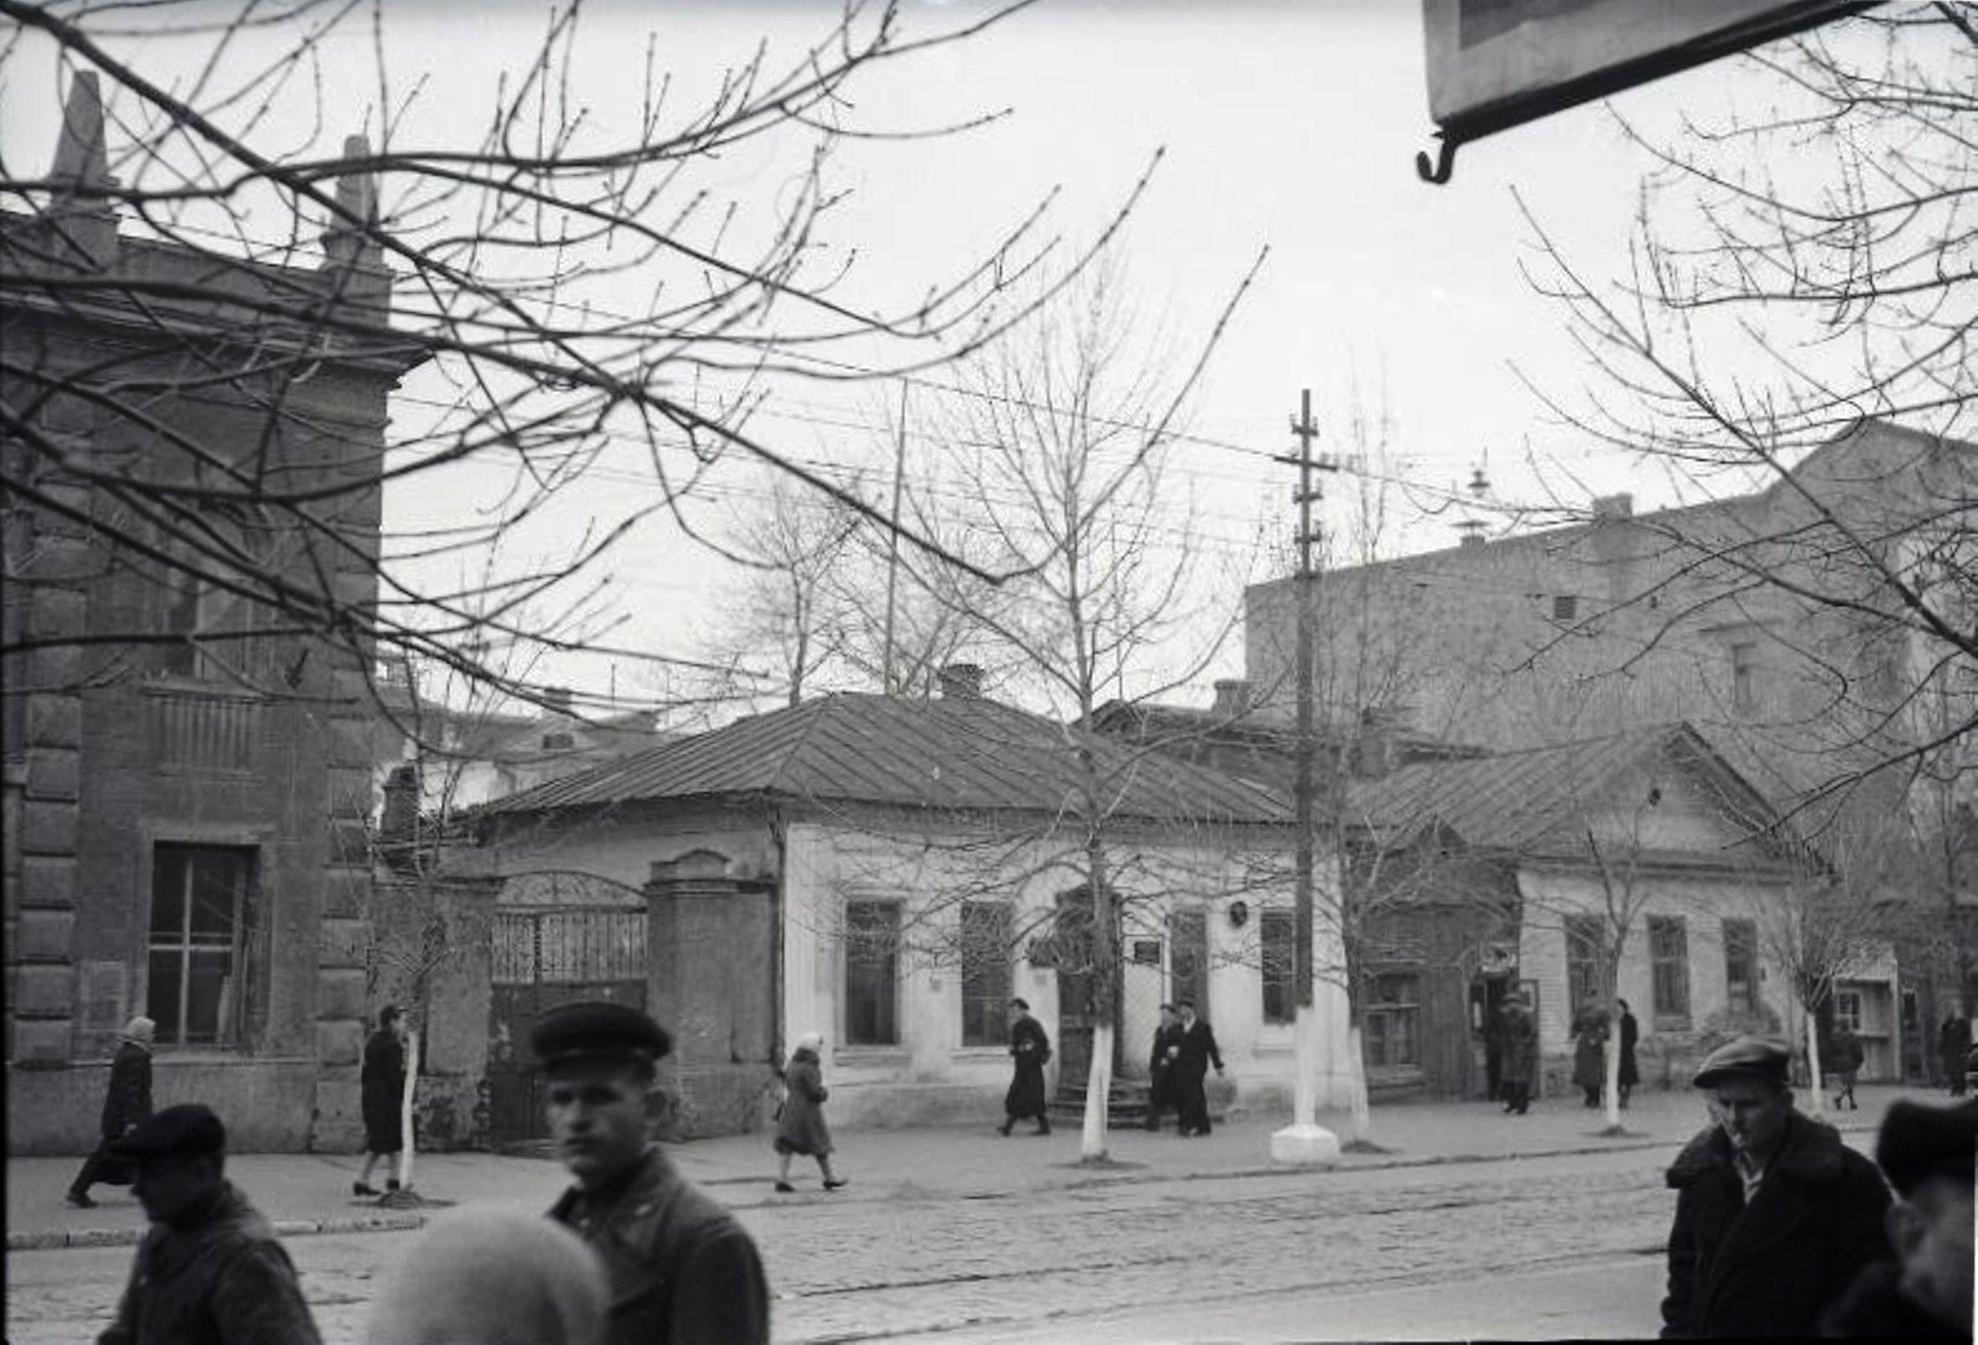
1346 1024 1372 1144
1803 1008 1826 1117
1604 1030 1622 1128
1080 1025 1114 1161
396 1029 419 1191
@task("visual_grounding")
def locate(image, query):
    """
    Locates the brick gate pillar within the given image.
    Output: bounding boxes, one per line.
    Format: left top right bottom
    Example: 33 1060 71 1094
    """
645 849 775 1138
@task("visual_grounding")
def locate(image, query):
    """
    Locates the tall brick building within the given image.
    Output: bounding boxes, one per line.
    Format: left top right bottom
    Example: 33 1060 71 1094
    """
3 75 424 1152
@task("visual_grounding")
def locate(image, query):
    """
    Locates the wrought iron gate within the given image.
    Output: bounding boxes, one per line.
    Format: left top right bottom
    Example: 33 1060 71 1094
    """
487 904 647 1144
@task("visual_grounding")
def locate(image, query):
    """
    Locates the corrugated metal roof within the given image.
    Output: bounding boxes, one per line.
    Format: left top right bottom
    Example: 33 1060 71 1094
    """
1342 722 1757 856
484 692 1292 825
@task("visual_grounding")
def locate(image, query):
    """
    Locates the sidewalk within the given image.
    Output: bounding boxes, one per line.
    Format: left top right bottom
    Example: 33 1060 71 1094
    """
7 1083 1918 1253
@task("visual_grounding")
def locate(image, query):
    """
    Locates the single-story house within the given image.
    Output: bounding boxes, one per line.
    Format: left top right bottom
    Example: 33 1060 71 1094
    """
1342 722 1887 1097
463 676 1355 1137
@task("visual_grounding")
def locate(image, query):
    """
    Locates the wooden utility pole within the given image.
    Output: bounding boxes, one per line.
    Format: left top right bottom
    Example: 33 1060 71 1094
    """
881 381 908 694
1270 388 1342 1164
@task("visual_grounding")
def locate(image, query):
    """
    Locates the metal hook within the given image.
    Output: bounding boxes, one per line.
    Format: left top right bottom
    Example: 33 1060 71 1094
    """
1415 134 1459 186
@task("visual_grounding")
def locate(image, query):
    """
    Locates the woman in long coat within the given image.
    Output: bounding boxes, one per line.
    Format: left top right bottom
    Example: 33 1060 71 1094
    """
1570 1000 1609 1108
1616 998 1641 1109
357 1005 407 1196
1000 998 1051 1136
774 1031 844 1192
1498 996 1536 1114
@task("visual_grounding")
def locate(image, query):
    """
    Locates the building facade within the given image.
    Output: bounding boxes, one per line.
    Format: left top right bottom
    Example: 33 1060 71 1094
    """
467 686 1356 1137
1342 723 1890 1096
3 77 422 1152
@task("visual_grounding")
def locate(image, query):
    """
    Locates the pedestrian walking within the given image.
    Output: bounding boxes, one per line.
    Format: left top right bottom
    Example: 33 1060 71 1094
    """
67 1015 155 1209
1144 1003 1184 1132
1825 1022 1865 1111
1935 1009 1969 1097
1659 1036 1891 1339
365 1206 609 1345
1172 998 1224 1137
96 1104 323 1345
1571 998 1609 1109
999 998 1052 1136
1498 993 1536 1115
1819 1097 1976 1338
773 1031 845 1193
355 1004 406 1197
1617 999 1640 1110
532 1000 770 1345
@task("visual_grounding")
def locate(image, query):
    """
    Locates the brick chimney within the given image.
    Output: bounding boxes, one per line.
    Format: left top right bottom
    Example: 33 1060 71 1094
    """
937 663 984 700
1351 704 1409 779
1591 493 1633 521
1211 679 1253 717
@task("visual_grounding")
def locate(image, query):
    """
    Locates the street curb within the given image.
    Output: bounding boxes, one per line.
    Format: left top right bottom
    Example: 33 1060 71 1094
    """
8 1213 431 1253
6 1117 1881 1254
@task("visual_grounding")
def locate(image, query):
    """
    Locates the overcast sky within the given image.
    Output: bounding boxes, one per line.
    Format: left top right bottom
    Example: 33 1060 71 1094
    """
2 0 1881 712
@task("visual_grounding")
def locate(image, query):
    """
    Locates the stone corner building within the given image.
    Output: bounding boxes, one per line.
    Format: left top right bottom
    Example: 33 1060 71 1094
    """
3 75 424 1154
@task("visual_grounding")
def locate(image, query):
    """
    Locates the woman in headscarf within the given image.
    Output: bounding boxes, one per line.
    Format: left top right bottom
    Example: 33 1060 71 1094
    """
364 1205 608 1345
66 1015 155 1208
773 1031 845 1193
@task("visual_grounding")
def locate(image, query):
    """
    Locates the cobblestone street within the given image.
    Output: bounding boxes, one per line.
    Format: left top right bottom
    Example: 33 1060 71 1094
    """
8 1145 1680 1342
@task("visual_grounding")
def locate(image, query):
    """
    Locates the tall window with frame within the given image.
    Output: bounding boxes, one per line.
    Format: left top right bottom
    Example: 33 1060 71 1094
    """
155 500 279 682
1363 971 1421 1069
1833 987 1864 1034
1722 918 1758 1016
843 901 901 1047
959 901 1013 1047
1564 914 1603 1011
1259 908 1296 1026
148 844 255 1047
1649 916 1691 1025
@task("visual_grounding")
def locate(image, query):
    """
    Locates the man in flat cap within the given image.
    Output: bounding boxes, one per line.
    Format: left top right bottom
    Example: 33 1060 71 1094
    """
1821 1098 1976 1337
97 1104 321 1345
534 1000 769 1345
1660 1036 1891 1338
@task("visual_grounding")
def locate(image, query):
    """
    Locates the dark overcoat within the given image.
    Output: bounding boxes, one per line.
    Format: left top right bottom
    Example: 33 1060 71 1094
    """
360 1027 406 1154
548 1145 770 1345
1659 1110 1892 1338
773 1048 833 1157
96 1182 322 1345
1818 1261 1968 1338
1618 1011 1641 1088
1498 1006 1537 1088
1005 1014 1050 1120
1174 1018 1223 1080
1148 1022 1184 1109
100 1041 153 1140
1571 1009 1609 1091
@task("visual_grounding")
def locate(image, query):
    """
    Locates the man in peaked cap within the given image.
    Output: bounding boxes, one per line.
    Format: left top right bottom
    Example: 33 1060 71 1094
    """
1821 1098 1977 1337
97 1104 322 1345
1659 1036 1891 1338
533 1000 769 1345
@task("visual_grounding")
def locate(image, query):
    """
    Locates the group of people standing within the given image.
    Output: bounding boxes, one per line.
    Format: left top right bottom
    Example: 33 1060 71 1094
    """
1144 999 1225 1136
1487 991 1642 1114
1569 997 1641 1110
